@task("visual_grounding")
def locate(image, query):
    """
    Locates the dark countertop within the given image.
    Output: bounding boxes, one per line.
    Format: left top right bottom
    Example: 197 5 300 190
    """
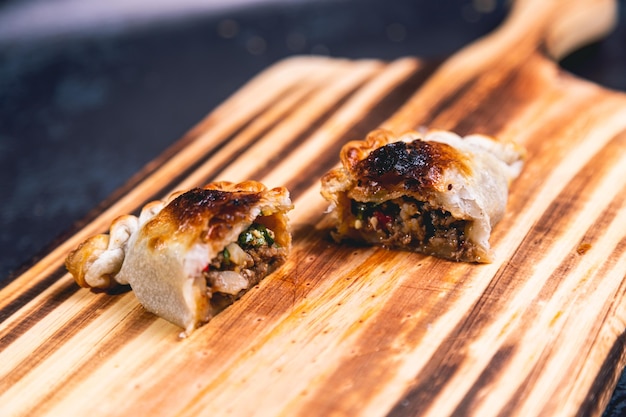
1 0 625 414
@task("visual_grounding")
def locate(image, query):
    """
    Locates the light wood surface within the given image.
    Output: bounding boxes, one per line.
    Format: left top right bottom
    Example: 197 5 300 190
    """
2 0 626 416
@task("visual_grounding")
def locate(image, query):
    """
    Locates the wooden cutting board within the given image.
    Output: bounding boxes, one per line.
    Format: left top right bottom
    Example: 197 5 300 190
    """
2 0 626 416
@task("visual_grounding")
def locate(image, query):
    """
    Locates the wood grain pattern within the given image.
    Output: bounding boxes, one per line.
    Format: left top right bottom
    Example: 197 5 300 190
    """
2 0 626 416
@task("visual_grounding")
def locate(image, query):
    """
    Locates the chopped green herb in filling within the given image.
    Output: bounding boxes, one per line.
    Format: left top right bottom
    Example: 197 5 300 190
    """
203 222 287 303
348 197 471 260
238 223 275 248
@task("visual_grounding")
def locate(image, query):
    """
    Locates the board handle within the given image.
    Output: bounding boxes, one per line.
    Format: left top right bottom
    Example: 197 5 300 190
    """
382 0 619 133
502 0 618 60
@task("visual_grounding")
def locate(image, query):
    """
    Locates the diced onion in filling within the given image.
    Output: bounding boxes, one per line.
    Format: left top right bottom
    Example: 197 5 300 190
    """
225 242 252 266
208 270 249 295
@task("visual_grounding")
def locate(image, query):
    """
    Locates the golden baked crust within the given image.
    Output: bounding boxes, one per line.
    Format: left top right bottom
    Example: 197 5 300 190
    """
321 129 524 263
66 181 293 336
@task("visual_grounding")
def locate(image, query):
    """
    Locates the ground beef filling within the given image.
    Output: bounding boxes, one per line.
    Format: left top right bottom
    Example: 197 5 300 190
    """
203 223 287 309
349 197 472 261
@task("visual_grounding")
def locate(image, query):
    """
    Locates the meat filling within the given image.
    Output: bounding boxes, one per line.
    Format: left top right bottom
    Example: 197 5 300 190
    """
348 197 473 261
203 223 287 309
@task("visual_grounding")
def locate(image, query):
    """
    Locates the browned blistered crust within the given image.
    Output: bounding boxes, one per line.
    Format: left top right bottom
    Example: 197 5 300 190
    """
341 129 469 175
351 135 471 201
322 129 472 206
143 184 264 252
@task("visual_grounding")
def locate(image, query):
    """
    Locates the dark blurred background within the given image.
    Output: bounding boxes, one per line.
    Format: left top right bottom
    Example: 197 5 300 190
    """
1 0 625 414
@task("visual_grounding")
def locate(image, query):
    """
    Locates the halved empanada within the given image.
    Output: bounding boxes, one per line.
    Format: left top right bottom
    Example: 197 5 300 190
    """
320 129 524 263
66 181 293 336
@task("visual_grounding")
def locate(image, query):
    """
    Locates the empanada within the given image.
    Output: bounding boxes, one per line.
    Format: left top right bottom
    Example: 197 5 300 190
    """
320 129 524 263
66 181 293 336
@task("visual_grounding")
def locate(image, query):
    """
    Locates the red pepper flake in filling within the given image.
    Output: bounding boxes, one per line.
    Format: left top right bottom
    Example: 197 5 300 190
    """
374 211 393 230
